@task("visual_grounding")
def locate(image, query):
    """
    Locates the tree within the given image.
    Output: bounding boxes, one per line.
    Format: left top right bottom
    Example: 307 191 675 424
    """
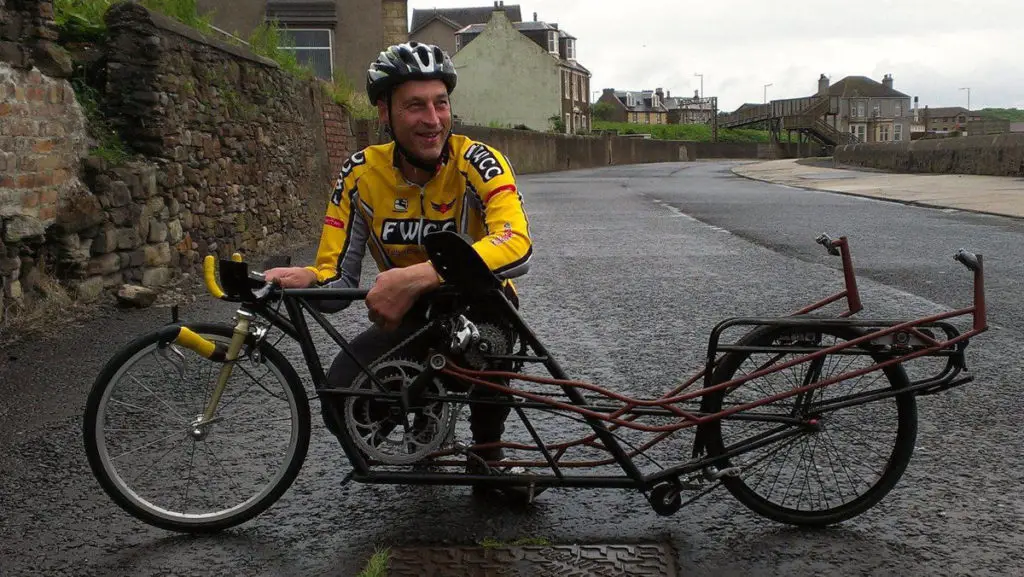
592 101 617 121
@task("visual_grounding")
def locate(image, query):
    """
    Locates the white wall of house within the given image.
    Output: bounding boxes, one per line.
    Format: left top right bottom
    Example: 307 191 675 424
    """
450 10 561 131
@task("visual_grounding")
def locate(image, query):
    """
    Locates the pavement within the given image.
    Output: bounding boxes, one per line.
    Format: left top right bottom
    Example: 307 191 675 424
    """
731 158 1024 219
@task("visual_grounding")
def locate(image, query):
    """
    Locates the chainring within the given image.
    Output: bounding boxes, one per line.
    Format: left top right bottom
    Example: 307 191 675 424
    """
343 357 458 465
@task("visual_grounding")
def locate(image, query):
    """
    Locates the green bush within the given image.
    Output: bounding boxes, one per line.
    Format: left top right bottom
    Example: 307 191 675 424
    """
54 0 214 40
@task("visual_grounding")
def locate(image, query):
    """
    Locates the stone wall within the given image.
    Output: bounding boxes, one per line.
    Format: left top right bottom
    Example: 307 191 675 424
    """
355 121 783 173
834 133 1024 176
2 1 357 333
381 0 409 46
98 2 336 274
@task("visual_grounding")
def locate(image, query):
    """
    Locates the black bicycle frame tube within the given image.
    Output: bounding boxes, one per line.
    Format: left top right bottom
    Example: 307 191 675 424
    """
487 287 648 484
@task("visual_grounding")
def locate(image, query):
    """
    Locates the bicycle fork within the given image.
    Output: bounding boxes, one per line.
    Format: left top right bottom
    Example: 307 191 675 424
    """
160 310 255 425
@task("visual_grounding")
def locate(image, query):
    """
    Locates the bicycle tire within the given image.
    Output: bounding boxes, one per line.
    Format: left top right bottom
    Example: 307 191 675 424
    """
83 322 310 534
700 323 917 527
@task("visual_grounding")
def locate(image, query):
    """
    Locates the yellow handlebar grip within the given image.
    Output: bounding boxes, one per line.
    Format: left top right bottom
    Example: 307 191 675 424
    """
175 327 217 359
231 252 242 262
203 255 226 299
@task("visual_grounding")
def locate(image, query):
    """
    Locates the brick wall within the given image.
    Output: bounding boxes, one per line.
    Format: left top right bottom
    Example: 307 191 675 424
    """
0 0 85 324
322 102 354 178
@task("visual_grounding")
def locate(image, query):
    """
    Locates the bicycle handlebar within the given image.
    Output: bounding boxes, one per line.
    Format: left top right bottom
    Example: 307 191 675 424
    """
203 255 227 300
816 233 841 256
955 249 981 272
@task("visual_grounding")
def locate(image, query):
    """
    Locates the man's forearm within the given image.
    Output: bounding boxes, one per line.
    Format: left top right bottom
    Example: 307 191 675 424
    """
408 261 443 294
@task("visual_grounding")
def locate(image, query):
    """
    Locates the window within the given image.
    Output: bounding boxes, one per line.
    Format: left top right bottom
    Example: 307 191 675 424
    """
564 113 571 133
566 39 575 60
879 124 891 141
854 100 865 118
278 29 333 81
572 74 578 101
455 35 462 52
894 102 902 117
849 123 866 142
894 123 903 141
564 71 570 98
548 31 558 54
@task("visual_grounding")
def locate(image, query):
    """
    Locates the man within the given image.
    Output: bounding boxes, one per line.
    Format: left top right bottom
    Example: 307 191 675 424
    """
265 42 535 498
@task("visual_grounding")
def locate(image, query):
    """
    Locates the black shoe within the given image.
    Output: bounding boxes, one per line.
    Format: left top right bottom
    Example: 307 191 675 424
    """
466 450 547 504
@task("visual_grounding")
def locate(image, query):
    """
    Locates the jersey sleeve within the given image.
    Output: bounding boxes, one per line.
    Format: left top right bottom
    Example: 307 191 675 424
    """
462 143 533 278
305 156 370 311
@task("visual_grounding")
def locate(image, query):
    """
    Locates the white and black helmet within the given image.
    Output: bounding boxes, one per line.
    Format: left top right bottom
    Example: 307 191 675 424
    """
366 42 457 104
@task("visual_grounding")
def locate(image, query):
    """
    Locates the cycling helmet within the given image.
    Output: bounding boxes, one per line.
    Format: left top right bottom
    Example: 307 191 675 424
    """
366 42 457 104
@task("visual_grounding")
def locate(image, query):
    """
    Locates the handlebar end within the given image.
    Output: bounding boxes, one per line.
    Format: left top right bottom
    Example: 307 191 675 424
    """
202 255 227 299
954 249 981 272
816 233 841 256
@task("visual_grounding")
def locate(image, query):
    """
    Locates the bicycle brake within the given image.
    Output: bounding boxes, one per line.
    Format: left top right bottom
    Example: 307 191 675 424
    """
158 344 187 380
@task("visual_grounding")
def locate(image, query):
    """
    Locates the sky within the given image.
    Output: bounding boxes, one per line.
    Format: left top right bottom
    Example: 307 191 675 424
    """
407 0 1024 113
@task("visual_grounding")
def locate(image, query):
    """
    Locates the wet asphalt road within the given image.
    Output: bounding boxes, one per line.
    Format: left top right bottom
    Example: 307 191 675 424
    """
1 161 1022 576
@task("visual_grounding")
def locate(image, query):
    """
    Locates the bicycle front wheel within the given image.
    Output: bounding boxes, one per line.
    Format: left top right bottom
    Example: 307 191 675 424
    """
701 324 917 527
83 322 310 533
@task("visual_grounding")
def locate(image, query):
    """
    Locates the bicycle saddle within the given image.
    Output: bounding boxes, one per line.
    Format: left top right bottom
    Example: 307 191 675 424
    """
422 230 503 295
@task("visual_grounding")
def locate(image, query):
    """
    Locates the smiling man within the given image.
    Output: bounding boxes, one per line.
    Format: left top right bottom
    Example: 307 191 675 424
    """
265 42 537 501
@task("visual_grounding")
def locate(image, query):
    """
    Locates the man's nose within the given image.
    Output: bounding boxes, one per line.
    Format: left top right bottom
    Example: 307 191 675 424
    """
422 103 441 125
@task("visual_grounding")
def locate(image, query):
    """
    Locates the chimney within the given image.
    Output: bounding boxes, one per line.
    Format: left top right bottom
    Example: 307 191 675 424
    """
817 73 829 96
883 74 893 90
914 96 919 122
666 90 670 98
533 12 537 21
694 89 699 98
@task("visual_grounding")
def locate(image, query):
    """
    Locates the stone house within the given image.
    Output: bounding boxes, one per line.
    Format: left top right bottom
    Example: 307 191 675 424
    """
816 74 913 143
665 90 716 125
450 7 591 133
409 2 523 58
196 0 408 87
597 89 667 125
915 106 983 135
597 88 717 125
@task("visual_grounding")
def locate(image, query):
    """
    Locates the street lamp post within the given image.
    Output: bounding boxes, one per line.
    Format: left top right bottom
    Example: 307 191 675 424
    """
694 73 704 99
763 83 772 104
959 86 971 111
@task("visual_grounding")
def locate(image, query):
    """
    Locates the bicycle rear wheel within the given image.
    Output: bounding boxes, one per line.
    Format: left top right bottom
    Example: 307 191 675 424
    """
701 324 917 526
83 322 309 533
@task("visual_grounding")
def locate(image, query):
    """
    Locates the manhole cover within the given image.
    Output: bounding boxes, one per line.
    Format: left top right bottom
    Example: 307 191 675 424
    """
386 543 678 576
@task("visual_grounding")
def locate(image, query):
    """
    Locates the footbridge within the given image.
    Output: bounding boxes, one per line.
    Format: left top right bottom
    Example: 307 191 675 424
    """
720 95 857 149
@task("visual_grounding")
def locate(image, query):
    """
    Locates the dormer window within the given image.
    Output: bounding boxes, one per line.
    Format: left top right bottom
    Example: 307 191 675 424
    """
566 39 575 60
548 31 558 54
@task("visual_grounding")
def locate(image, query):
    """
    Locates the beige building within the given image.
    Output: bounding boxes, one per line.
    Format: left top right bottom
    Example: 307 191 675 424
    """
816 74 913 143
409 3 523 57
451 8 590 133
196 0 408 87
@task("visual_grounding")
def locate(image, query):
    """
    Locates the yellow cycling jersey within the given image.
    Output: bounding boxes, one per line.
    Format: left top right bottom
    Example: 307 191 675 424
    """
305 133 533 301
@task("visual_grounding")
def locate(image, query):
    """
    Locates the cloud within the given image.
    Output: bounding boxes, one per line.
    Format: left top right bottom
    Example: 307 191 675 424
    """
409 0 1024 111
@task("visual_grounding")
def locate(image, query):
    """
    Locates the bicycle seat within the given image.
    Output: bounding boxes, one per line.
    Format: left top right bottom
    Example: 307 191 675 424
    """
422 230 503 295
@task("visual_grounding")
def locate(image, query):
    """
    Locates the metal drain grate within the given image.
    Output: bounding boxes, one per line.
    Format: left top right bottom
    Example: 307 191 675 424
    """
386 543 678 576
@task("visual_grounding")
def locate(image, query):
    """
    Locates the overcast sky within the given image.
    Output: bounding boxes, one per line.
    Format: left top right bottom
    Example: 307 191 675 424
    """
408 0 1024 112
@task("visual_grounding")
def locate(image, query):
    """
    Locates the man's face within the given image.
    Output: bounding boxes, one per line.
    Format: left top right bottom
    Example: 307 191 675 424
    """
380 79 451 163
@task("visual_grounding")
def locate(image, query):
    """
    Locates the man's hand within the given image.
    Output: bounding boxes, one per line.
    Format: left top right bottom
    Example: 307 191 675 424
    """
366 262 442 331
265 267 317 288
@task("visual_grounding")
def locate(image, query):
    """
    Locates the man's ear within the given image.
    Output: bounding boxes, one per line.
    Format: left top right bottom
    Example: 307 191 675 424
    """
376 99 389 124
